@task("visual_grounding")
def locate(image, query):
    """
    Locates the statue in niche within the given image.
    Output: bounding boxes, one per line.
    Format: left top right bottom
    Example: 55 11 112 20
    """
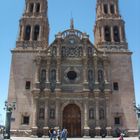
39 69 46 91
88 70 94 91
50 69 56 92
98 70 105 92
98 70 104 82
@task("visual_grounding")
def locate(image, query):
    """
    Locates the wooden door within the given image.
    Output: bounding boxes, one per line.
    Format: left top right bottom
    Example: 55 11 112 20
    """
63 104 81 137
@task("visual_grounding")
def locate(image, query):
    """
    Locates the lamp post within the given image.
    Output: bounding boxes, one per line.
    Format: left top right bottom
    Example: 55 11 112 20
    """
4 101 16 139
133 102 140 140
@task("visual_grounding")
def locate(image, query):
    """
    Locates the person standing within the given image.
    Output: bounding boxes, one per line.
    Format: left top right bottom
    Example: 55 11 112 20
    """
118 133 124 140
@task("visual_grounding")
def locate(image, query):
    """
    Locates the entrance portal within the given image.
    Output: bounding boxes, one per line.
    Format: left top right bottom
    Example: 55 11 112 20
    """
63 104 81 137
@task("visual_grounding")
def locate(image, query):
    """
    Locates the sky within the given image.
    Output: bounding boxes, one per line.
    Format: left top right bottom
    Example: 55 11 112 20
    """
0 0 140 125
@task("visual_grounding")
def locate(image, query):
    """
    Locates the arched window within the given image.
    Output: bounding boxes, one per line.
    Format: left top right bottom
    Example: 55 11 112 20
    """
110 4 115 14
104 4 108 14
99 108 105 120
113 26 120 42
33 25 40 41
36 3 40 13
24 25 31 41
40 69 46 82
98 70 104 83
104 26 111 42
29 3 34 13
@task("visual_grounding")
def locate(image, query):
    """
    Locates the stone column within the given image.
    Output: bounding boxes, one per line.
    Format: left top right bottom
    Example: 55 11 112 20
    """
114 2 118 15
43 100 49 137
83 57 88 91
35 63 40 83
56 60 60 83
32 98 38 136
83 99 90 137
55 99 59 129
108 3 110 14
121 25 126 42
39 26 42 41
56 37 61 88
111 26 114 42
95 94 101 136
21 25 25 41
119 26 123 42
101 26 105 42
105 93 112 136
83 59 88 83
101 3 104 15
30 26 34 41
33 3 36 14
103 58 109 84
94 55 99 91
26 3 29 13
46 60 50 83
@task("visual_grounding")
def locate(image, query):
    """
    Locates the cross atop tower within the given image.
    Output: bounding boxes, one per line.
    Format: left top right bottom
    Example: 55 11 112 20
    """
70 18 74 29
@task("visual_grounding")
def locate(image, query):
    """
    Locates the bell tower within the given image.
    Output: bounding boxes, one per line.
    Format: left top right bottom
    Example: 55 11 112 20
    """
17 0 49 48
94 0 127 50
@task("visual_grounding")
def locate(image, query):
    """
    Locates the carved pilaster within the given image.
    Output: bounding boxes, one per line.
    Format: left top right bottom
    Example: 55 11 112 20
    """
105 92 112 136
39 26 42 41
30 26 34 41
31 98 38 136
20 25 25 41
35 64 40 83
43 99 49 137
103 55 109 84
46 60 50 83
55 99 60 127
83 99 90 137
95 92 101 136
111 26 114 42
101 26 105 42
119 26 123 42
94 54 99 91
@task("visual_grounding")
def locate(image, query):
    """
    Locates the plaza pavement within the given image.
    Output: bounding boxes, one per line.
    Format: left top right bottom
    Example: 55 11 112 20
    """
5 137 139 140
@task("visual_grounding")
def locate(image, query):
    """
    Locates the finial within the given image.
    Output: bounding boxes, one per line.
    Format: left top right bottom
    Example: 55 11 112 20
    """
70 18 74 29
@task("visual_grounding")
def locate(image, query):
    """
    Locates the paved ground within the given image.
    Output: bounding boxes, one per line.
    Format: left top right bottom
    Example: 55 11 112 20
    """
3 137 139 140
0 134 139 140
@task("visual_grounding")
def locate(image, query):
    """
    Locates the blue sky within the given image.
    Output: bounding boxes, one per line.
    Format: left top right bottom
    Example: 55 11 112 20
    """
0 0 140 125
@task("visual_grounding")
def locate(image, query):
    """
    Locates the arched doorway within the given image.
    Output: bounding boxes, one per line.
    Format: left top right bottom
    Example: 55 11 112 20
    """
63 104 81 137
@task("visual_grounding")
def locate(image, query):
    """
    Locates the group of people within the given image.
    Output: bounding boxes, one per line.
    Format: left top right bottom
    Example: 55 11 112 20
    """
49 128 68 140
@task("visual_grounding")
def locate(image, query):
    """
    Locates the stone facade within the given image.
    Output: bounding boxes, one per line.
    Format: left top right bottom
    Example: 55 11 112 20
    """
8 0 138 137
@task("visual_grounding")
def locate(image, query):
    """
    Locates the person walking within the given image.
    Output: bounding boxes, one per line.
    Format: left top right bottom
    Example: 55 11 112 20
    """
49 128 53 140
57 128 61 140
118 133 124 140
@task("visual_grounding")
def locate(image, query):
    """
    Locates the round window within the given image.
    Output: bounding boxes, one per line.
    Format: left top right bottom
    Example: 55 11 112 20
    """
67 71 77 80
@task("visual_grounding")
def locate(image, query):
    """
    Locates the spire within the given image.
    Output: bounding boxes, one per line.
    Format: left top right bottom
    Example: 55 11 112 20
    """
70 18 74 29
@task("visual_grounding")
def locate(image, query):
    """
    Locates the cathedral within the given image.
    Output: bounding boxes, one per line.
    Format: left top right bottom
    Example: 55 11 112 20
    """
8 0 138 137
